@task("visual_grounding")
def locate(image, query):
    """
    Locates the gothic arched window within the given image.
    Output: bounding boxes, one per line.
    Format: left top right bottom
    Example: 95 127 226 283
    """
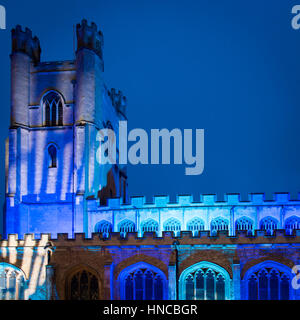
236 217 254 235
48 145 57 168
260 216 278 235
185 274 194 300
211 217 229 236
164 218 181 236
258 269 268 300
118 219 135 238
141 219 159 236
248 274 258 300
248 268 290 300
95 220 112 238
245 262 293 300
180 262 230 300
280 274 290 300
69 269 99 300
187 217 205 236
120 264 166 300
43 91 64 126
125 274 134 300
216 274 226 300
0 263 25 300
285 216 300 235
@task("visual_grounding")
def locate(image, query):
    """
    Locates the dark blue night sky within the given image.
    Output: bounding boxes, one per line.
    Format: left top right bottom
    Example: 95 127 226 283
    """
0 0 300 232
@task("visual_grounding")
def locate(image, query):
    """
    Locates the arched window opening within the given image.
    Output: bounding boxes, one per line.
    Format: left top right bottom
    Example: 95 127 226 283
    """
69 269 99 300
118 219 135 238
258 269 268 300
48 145 57 168
206 269 215 300
95 220 112 238
164 218 181 236
122 268 165 300
0 263 25 300
185 274 194 300
211 217 229 236
285 216 300 235
236 217 254 235
260 217 278 235
248 274 258 300
269 269 279 300
216 274 225 300
125 275 133 300
134 270 143 300
246 266 291 300
195 270 205 300
187 217 205 236
8 272 17 300
141 219 159 236
280 274 290 300
43 91 64 126
154 275 164 300
145 270 154 300
182 263 229 300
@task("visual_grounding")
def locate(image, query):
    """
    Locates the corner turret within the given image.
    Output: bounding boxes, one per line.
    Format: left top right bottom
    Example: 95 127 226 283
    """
76 19 104 60
11 25 41 126
75 19 105 125
11 25 41 63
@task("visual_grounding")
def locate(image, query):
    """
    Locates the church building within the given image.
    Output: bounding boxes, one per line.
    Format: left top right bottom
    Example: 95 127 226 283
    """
0 20 299 300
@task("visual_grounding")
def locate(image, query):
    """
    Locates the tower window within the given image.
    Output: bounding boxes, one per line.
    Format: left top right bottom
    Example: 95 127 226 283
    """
48 145 57 168
43 91 63 126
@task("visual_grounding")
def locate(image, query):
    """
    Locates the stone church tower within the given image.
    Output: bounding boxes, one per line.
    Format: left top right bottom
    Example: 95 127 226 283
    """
5 20 128 238
1 20 299 301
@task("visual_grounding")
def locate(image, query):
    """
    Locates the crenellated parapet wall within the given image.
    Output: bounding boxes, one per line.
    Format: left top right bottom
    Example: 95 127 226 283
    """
1 230 300 246
86 193 300 238
11 25 41 63
92 192 300 208
76 19 104 59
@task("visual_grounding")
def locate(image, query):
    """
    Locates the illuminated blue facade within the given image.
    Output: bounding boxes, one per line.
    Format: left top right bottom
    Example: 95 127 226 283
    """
1 21 300 300
87 193 300 238
5 21 128 238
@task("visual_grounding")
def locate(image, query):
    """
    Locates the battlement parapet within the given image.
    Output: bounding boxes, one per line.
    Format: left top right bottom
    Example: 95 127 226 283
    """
1 230 299 247
90 192 300 210
76 19 104 59
0 233 51 247
11 25 41 63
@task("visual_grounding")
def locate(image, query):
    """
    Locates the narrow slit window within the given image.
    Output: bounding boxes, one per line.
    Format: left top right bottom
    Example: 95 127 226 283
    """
48 145 57 168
